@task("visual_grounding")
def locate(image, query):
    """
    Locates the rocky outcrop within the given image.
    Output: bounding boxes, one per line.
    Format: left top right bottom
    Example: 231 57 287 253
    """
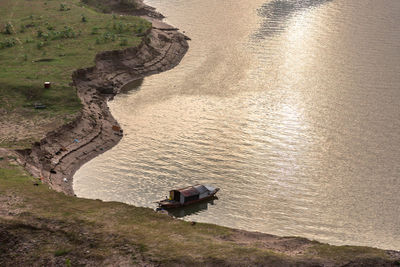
17 27 189 195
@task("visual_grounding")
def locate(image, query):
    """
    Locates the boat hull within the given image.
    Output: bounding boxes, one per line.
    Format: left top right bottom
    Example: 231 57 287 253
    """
158 190 219 209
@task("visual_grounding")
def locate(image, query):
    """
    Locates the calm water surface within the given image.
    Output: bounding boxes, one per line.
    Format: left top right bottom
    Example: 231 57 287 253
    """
74 0 400 250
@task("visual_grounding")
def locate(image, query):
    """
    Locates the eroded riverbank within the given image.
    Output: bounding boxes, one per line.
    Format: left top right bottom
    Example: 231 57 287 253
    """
16 5 189 195
2 0 400 264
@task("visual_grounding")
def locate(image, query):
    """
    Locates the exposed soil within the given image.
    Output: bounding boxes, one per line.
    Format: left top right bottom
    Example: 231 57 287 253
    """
16 10 189 195
0 111 76 148
0 216 149 267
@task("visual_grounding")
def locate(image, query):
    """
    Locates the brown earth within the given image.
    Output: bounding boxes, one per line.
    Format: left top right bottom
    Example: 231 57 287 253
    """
0 110 78 149
16 22 189 195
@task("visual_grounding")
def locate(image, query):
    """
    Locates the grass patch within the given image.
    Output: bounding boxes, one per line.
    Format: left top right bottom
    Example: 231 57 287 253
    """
0 0 151 148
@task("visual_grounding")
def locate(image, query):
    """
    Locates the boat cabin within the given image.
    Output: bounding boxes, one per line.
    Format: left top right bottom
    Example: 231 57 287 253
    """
169 184 215 204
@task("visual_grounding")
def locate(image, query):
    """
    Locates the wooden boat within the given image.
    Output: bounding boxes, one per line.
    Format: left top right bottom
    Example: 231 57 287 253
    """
157 184 219 209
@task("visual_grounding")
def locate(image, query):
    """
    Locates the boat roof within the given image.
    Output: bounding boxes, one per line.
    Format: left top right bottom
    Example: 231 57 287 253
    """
193 184 208 194
180 187 199 197
171 184 211 197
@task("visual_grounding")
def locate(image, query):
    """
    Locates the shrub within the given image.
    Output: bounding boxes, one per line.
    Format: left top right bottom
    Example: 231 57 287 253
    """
62 26 76 38
36 41 45 49
0 38 17 49
59 3 70 11
3 22 14 34
42 33 49 41
113 22 128 33
103 32 115 42
37 29 43 37
95 32 117 44
47 26 76 40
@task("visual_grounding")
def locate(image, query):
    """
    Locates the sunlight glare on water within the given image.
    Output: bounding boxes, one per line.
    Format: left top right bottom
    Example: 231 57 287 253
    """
74 0 400 250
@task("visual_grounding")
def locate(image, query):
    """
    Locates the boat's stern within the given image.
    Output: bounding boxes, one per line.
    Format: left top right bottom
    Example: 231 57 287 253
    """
157 199 181 209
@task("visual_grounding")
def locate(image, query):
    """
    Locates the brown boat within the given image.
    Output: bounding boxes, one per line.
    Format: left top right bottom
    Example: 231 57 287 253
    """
157 184 220 209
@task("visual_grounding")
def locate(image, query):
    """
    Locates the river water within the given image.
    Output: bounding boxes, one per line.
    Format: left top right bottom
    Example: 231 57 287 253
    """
74 0 400 250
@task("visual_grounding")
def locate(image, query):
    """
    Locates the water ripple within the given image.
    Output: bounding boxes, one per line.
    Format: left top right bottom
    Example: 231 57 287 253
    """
74 0 400 250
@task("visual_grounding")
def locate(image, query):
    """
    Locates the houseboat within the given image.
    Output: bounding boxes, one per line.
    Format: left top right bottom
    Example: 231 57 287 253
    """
157 184 219 209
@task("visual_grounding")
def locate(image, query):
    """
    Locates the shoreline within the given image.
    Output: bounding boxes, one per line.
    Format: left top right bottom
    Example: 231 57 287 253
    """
5 1 400 262
16 3 189 196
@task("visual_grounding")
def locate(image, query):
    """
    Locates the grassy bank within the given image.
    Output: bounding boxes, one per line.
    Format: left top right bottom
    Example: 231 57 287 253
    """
0 0 150 149
0 152 398 266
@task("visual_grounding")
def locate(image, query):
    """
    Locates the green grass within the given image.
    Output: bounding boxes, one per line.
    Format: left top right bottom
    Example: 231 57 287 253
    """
0 158 397 265
0 0 151 148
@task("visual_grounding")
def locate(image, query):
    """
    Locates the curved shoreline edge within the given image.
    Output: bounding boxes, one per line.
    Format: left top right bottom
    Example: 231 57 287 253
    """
7 1 400 261
16 6 189 196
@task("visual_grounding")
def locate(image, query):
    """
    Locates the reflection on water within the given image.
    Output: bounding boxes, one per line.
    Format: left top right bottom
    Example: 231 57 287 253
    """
119 79 143 94
167 198 217 218
255 0 333 38
74 0 400 250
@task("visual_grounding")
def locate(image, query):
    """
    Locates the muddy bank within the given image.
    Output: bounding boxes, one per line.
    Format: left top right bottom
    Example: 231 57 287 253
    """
17 15 188 195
